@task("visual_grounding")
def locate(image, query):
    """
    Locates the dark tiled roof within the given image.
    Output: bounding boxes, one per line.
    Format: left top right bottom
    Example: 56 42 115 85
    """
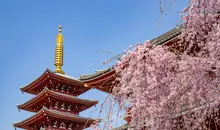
79 68 113 81
150 24 183 45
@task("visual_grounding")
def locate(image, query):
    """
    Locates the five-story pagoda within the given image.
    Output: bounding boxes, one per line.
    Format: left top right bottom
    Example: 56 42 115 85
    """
14 26 98 130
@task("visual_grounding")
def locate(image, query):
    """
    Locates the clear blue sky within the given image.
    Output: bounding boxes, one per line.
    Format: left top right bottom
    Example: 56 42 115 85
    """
0 0 189 129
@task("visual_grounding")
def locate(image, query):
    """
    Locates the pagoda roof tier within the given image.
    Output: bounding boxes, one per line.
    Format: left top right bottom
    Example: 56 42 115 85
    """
14 107 96 130
18 87 98 113
80 68 116 93
20 69 90 96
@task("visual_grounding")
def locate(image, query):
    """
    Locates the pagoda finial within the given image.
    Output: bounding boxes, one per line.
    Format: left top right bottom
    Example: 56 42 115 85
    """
54 26 65 74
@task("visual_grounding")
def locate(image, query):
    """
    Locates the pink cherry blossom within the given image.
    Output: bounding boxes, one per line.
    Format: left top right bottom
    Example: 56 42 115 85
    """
92 0 220 129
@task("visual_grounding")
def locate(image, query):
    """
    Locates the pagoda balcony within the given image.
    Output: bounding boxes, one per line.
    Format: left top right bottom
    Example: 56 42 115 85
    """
18 87 98 113
14 107 96 130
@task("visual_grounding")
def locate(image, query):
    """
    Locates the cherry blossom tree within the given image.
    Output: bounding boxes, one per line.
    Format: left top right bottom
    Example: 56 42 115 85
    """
113 43 220 130
92 0 220 129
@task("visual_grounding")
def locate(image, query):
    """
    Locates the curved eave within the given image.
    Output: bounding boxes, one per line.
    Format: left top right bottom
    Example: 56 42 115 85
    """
20 69 50 93
17 87 48 111
84 70 116 93
80 69 115 82
14 107 96 129
20 69 87 95
18 88 98 112
83 70 116 83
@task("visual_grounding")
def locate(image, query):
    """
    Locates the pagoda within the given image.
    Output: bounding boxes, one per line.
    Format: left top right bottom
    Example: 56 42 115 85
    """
13 26 98 130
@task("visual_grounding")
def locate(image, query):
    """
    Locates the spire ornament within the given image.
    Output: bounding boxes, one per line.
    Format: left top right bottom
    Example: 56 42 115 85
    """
54 26 65 74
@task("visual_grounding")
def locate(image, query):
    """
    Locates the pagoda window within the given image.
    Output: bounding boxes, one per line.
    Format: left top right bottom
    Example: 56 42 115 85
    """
53 121 58 128
58 122 62 129
53 83 79 96
76 124 80 129
67 105 72 111
59 122 66 129
55 85 59 91
62 85 67 93
54 84 87 96
65 85 71 93
40 122 47 129
46 116 50 122
54 102 59 109
68 124 73 130
69 88 74 95
66 86 70 93
61 84 73 94
61 103 66 110
61 85 64 93
49 79 52 85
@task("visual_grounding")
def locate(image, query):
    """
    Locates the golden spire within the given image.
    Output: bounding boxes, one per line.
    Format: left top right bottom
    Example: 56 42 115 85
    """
54 26 65 74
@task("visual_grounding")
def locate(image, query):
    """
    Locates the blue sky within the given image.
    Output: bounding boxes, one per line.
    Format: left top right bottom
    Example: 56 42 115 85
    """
0 0 189 129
